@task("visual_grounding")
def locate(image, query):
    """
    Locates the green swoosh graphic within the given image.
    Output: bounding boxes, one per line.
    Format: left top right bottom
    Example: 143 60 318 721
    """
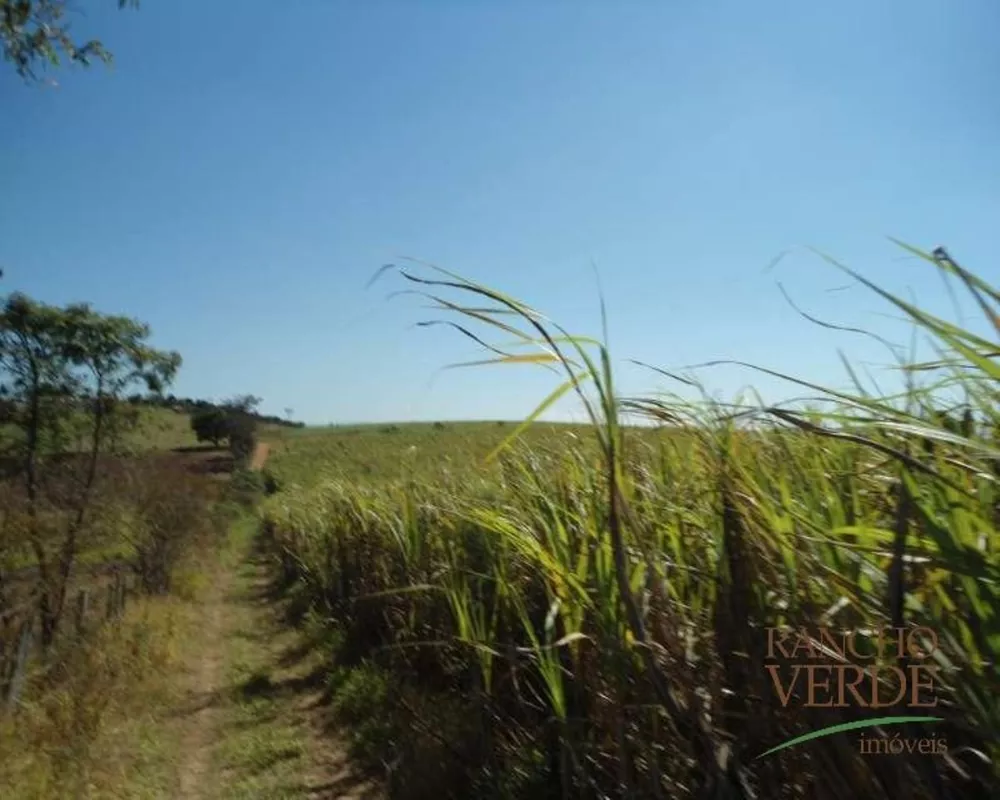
755 716 944 759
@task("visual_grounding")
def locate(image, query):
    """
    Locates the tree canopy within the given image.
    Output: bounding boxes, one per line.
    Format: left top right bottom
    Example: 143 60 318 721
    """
190 406 229 447
0 291 180 407
1 0 138 81
190 395 261 462
0 291 180 643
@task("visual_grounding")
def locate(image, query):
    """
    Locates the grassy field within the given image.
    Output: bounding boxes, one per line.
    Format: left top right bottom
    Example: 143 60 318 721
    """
121 407 295 453
263 421 609 487
0 405 294 455
256 254 999 799
127 407 206 451
6 251 992 798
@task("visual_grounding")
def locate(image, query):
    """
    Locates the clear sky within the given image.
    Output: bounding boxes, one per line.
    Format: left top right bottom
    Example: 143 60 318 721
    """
1 0 997 424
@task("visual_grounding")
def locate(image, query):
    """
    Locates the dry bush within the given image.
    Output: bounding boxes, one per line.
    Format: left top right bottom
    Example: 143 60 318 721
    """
115 457 225 595
0 595 191 798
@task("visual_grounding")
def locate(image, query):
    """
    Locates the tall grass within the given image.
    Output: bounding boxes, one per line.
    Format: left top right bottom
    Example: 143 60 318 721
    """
263 244 998 799
0 452 235 796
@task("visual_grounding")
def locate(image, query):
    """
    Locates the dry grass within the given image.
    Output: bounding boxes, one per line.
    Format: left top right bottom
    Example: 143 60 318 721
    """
0 592 198 798
0 415 241 797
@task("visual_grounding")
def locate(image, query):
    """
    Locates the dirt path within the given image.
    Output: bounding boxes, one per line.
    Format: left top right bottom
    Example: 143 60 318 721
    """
169 513 379 799
217 549 381 799
166 439 380 799
176 561 231 799
249 441 270 471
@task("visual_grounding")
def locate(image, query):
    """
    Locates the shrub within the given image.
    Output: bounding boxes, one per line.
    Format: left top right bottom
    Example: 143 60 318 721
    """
190 407 229 446
228 468 265 506
227 415 257 466
261 469 280 495
124 460 221 594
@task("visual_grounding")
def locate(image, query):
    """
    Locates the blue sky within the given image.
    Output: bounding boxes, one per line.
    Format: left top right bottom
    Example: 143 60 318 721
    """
1 0 997 424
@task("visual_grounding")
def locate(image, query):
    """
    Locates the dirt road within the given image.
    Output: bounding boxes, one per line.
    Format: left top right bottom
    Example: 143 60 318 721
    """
250 441 270 471
176 563 229 799
170 502 378 798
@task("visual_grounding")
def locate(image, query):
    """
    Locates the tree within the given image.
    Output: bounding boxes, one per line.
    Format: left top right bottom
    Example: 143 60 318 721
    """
221 395 260 465
223 394 262 415
226 412 256 465
190 406 228 447
0 291 180 645
1 0 138 81
189 396 262 460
